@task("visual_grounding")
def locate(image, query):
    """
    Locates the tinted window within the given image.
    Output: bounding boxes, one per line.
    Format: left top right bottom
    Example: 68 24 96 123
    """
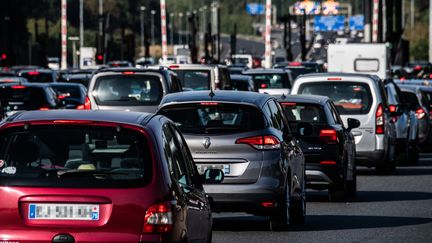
20 72 54 83
280 102 327 123
159 103 265 134
268 101 283 130
298 82 373 115
401 91 420 110
385 84 400 105
0 126 152 188
93 75 163 106
173 70 210 91
285 67 315 80
219 68 232 90
0 86 51 111
251 73 290 90
50 85 84 100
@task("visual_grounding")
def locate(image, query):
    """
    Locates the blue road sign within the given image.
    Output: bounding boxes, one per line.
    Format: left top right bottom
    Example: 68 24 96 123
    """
349 15 365 31
314 15 345 31
246 3 265 15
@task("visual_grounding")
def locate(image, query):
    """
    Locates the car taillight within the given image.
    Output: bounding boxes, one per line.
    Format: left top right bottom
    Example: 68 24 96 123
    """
416 108 426 120
260 83 268 89
389 105 396 113
28 71 40 76
376 104 384 134
77 96 91 110
142 201 173 234
235 135 280 150
122 71 135 75
11 85 26 89
39 106 50 111
320 161 337 165
319 129 337 143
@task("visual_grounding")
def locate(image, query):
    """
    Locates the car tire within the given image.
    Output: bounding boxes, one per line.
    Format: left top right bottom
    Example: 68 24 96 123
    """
269 183 290 231
289 175 306 224
407 140 419 164
376 142 396 174
346 164 357 198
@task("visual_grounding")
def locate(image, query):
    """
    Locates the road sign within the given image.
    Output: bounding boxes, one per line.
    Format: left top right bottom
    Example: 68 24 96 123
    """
246 3 265 15
314 15 345 31
294 1 320 15
349 15 364 31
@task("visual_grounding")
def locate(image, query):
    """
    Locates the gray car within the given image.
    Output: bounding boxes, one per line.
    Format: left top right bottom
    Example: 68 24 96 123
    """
157 91 306 230
242 68 293 95
87 67 183 113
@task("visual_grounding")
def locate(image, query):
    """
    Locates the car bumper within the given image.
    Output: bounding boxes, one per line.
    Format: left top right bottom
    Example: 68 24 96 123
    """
356 150 385 166
305 164 343 188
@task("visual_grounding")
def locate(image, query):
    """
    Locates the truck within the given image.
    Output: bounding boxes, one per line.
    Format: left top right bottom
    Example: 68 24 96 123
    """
327 43 391 79
79 47 97 69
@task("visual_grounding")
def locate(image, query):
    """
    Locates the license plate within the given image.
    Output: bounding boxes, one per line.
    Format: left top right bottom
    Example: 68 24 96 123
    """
196 164 230 175
28 204 100 220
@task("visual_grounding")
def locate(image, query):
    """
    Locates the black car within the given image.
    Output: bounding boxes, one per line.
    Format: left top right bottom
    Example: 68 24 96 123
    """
230 74 255 91
18 69 57 83
0 83 59 117
158 91 306 230
59 69 96 87
49 83 88 109
278 95 360 201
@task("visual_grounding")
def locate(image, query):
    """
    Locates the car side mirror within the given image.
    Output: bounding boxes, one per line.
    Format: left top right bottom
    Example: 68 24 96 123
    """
202 169 224 184
347 118 360 132
296 122 313 137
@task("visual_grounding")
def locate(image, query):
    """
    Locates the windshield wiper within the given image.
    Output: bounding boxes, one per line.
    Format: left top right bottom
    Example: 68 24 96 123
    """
56 169 133 178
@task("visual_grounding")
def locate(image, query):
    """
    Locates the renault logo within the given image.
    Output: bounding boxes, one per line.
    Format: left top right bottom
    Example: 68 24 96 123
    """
202 137 211 149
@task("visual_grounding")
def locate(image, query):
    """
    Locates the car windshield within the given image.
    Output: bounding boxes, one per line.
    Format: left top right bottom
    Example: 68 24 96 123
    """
172 70 211 91
0 126 152 188
93 75 162 106
298 82 372 115
20 72 54 83
159 103 265 134
280 102 327 123
0 86 51 111
250 73 290 90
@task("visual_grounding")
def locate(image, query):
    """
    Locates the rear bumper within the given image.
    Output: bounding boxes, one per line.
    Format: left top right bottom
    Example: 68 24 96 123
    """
305 164 343 188
204 177 284 215
356 150 385 166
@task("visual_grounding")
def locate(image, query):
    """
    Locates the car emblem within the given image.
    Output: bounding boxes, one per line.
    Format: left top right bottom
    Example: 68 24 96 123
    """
202 137 211 149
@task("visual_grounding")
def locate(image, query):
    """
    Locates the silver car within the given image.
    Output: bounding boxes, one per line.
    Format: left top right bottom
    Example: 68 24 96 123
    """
157 91 306 230
87 68 183 113
291 73 398 172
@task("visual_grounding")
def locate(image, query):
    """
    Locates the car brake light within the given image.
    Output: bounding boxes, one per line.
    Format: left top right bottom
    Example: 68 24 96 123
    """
142 201 173 234
376 104 384 134
39 106 50 111
289 61 302 66
200 102 219 106
416 108 426 120
319 129 337 143
414 65 422 71
11 85 26 89
236 135 280 150
122 71 135 75
53 120 94 124
320 161 337 165
327 77 342 81
260 83 268 89
261 201 277 208
77 96 91 110
27 71 40 76
389 105 397 113
169 65 179 69
279 102 296 106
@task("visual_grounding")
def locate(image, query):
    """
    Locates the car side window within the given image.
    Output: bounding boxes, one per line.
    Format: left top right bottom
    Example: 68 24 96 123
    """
162 124 191 187
328 102 343 126
220 68 232 90
268 100 283 130
170 73 182 92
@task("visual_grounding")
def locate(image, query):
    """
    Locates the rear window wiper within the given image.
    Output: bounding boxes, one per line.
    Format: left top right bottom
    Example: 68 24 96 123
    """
56 169 136 178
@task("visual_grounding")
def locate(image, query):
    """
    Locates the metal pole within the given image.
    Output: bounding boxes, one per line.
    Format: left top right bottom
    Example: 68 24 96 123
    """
170 13 174 47
61 0 67 69
372 0 379 43
79 0 84 48
264 0 272 68
429 0 432 62
178 12 183 45
161 0 168 62
151 10 156 46
186 12 191 47
364 0 371 42
140 6 145 56
410 0 414 29
72 40 77 68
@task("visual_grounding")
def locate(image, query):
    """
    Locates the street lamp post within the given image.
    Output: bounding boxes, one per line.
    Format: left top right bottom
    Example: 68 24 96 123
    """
178 12 183 45
68 36 79 68
140 6 146 56
170 13 174 47
186 12 191 47
151 10 156 46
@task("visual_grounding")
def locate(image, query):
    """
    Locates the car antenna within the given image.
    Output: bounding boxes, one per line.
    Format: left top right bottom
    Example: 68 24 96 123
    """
281 93 286 99
209 87 215 99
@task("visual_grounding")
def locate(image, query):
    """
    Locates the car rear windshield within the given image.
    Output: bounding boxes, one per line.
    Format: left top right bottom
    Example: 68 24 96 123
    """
250 73 290 90
172 70 211 91
0 86 50 110
0 125 152 188
50 85 83 100
159 103 265 134
298 82 372 115
20 72 54 83
280 102 327 123
93 75 163 106
285 67 315 80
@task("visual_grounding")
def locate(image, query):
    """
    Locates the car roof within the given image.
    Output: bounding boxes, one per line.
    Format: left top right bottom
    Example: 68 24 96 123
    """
0 83 50 88
49 82 85 87
4 110 154 126
230 74 253 81
160 90 273 108
277 94 329 105
94 67 171 75
296 72 379 80
242 68 287 74
19 69 54 74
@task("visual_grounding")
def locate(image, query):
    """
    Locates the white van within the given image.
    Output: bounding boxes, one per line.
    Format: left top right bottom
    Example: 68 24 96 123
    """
291 73 397 172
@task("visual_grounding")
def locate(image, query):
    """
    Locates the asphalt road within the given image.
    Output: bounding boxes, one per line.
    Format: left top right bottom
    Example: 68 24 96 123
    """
212 154 432 242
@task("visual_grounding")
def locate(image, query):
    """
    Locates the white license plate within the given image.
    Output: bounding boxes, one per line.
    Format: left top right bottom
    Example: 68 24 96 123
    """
197 164 230 175
28 204 100 220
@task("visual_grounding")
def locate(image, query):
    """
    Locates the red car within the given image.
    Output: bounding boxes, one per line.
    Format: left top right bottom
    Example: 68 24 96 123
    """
0 110 222 242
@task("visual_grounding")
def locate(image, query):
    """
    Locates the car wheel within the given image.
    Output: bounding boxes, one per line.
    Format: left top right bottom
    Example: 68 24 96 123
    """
346 165 357 198
269 183 290 231
376 142 396 174
289 175 306 224
329 181 346 202
407 140 419 164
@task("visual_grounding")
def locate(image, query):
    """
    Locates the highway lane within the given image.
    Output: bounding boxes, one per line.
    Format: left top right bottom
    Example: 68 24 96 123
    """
212 154 432 242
